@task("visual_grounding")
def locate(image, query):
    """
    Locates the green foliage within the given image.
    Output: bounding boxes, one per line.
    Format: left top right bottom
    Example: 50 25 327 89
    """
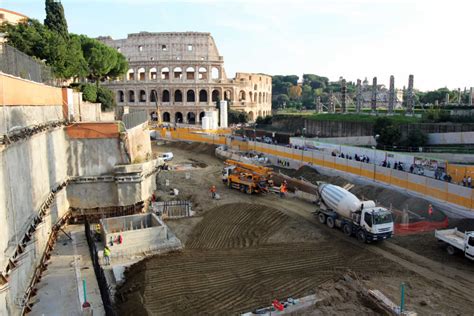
0 1 127 81
404 129 428 147
373 117 393 136
97 86 116 111
44 0 68 39
378 125 401 146
81 83 97 102
228 110 248 124
256 115 273 125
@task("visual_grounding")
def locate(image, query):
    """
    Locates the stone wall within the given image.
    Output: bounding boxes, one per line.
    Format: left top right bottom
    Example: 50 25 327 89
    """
126 123 152 163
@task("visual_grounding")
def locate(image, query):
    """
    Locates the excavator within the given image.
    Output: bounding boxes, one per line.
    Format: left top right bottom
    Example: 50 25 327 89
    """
222 159 274 194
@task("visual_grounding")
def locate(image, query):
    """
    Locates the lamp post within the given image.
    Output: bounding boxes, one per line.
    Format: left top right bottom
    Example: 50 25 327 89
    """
373 134 380 180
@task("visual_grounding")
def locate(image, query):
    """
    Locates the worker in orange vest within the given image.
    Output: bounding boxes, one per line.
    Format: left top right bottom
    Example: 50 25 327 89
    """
279 181 287 198
210 185 217 199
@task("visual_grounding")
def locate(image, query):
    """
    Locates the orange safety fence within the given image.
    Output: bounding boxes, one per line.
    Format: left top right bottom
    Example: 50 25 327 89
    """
394 217 449 235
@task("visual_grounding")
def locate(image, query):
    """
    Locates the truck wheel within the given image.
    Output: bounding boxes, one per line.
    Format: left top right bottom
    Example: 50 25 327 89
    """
447 245 456 255
357 230 367 243
318 213 326 224
326 217 335 229
343 224 352 237
227 180 232 188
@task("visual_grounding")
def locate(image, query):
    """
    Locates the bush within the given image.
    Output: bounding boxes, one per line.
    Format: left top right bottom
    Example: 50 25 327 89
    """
97 86 116 111
256 115 273 125
81 83 97 102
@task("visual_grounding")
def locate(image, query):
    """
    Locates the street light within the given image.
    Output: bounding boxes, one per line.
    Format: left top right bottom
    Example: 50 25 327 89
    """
373 134 380 180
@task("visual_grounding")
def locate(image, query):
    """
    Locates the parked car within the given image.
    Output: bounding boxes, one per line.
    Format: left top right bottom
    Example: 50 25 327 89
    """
160 152 174 161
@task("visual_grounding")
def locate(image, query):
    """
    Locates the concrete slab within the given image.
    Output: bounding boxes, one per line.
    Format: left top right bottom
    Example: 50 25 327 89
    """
31 225 105 316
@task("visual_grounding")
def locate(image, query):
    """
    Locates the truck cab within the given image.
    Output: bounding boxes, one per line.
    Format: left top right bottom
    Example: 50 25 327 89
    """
354 207 394 242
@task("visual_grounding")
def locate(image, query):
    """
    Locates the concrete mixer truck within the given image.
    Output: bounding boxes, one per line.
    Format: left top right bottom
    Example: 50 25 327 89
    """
315 183 394 243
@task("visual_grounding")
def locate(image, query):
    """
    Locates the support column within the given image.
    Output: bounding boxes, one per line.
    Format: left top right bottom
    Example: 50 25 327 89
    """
388 75 395 114
356 79 362 113
315 96 321 113
341 79 347 113
406 74 414 114
328 91 335 113
371 77 377 113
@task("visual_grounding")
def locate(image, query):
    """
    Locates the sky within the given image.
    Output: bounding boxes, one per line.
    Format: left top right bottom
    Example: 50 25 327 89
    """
2 0 473 91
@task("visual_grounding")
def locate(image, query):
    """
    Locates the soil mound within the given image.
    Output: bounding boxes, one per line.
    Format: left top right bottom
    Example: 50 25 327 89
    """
278 165 348 187
186 203 289 249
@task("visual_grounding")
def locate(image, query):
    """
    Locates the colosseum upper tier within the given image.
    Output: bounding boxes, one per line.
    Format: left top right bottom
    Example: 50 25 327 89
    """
99 32 272 123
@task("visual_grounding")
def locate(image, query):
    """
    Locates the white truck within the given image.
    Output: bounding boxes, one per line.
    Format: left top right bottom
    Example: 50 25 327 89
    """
435 228 474 260
315 183 394 243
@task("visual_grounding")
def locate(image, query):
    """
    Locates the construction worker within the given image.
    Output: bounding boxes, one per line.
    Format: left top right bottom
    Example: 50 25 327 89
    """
210 185 217 199
279 181 287 198
104 246 111 266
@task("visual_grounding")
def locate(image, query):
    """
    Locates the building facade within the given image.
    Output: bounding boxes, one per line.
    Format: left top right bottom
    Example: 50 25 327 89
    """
0 8 28 43
99 32 272 123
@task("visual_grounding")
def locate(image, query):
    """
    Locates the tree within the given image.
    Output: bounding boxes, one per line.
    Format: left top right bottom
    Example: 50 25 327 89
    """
97 86 116 111
288 85 302 100
276 94 290 108
44 0 68 39
373 117 393 136
378 125 401 147
405 129 428 148
256 115 272 125
228 110 248 124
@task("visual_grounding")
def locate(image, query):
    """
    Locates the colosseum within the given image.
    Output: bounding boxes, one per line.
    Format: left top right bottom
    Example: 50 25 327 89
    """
98 32 272 123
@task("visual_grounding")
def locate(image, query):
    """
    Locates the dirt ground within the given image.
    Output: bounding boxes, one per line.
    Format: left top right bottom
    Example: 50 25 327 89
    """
116 141 474 315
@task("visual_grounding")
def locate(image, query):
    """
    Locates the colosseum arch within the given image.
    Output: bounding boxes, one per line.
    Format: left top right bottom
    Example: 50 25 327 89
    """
161 67 170 80
163 112 171 122
162 90 170 102
150 111 158 121
150 90 158 102
139 90 146 102
128 90 135 102
187 90 195 102
259 92 262 103
211 67 220 80
198 67 207 80
254 93 257 103
239 90 246 101
254 84 257 90
186 67 195 80
138 68 146 81
175 112 183 123
249 92 253 101
199 111 205 122
199 89 208 102
149 67 157 80
173 67 183 79
174 90 183 102
212 89 220 102
118 90 124 103
248 111 255 121
224 90 232 101
127 69 135 81
187 112 196 124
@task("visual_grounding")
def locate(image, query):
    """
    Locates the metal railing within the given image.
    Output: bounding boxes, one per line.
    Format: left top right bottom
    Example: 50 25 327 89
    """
0 44 54 84
84 220 116 316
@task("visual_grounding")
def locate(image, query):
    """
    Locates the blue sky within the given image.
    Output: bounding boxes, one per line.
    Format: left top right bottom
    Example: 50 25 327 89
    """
2 0 472 90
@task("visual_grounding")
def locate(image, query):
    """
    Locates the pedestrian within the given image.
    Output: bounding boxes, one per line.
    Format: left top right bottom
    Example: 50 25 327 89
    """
468 176 472 188
428 204 433 218
104 246 111 266
209 185 217 199
410 165 414 173
463 176 467 187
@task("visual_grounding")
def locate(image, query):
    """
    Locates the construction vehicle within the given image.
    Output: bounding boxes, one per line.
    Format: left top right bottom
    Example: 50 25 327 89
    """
435 228 474 260
222 159 273 194
314 183 394 243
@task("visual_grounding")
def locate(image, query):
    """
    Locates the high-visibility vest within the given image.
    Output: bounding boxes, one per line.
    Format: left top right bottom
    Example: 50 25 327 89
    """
104 248 111 257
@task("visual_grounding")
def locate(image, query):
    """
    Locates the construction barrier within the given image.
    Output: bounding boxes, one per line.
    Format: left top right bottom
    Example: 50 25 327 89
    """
160 128 474 211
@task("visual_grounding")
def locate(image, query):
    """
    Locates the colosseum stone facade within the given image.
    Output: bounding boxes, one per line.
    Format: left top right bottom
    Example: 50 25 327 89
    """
98 32 272 123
